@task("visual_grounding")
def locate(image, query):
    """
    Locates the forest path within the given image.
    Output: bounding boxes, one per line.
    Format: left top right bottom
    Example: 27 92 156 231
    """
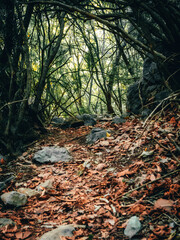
0 113 180 240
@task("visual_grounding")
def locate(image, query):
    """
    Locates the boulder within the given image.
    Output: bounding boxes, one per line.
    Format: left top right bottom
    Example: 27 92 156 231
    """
86 128 109 144
155 90 170 104
126 82 143 115
33 146 72 163
39 224 75 240
77 114 96 126
1 191 27 207
126 42 179 116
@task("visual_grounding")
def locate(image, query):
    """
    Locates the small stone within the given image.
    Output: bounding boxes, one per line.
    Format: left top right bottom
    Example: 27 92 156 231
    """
112 116 126 124
124 216 141 239
1 191 27 207
39 224 75 240
86 128 109 144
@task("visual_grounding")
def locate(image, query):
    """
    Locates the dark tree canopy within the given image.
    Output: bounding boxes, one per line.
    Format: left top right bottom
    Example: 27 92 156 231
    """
0 0 179 155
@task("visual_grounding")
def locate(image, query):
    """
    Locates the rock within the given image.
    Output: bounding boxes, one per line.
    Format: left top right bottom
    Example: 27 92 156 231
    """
86 128 108 144
0 175 15 192
0 218 15 228
143 58 161 84
155 90 170 104
17 188 39 197
39 224 75 240
124 216 141 239
33 146 72 163
126 82 143 114
51 117 64 126
126 46 179 116
77 114 96 126
53 119 84 129
141 109 152 119
1 191 27 207
0 182 6 192
70 120 84 128
112 116 126 124
36 179 53 191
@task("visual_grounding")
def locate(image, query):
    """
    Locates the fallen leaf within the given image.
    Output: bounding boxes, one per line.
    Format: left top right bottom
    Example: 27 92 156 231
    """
150 174 156 181
140 150 154 158
154 198 174 212
100 140 109 146
0 158 5 164
96 163 106 171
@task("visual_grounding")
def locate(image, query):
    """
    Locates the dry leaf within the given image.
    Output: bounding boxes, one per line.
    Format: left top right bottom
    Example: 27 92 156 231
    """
154 198 174 212
100 140 109 146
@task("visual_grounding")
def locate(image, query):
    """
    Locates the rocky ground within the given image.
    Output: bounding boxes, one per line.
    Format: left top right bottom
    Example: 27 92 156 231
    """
0 108 180 240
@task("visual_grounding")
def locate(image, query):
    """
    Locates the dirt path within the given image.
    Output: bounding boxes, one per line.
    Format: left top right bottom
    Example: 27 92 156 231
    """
0 114 180 240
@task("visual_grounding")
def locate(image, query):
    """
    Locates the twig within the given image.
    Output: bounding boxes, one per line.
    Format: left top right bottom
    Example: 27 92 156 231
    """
153 137 180 164
152 137 169 151
143 92 180 127
0 99 28 111
118 169 180 200
163 213 180 227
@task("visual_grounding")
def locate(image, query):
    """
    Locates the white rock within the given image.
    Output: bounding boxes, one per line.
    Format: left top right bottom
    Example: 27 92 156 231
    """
124 216 141 239
39 224 75 240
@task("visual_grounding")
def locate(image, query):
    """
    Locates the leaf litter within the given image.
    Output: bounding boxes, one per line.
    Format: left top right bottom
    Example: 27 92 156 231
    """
0 109 180 239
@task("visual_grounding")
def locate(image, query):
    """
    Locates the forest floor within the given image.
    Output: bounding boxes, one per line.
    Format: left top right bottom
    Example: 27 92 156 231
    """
0 108 180 240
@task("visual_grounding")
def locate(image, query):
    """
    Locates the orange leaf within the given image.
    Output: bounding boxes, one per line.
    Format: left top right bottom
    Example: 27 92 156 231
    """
169 117 176 125
152 225 171 236
16 231 32 239
0 158 5 164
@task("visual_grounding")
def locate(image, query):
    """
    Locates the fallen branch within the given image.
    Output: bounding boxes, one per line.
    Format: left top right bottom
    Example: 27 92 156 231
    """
152 137 180 165
143 92 180 127
118 168 180 200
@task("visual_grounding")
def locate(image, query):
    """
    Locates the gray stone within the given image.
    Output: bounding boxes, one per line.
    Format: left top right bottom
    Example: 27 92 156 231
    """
112 116 126 124
124 216 141 239
39 224 75 240
77 114 96 126
141 109 152 119
0 218 15 228
126 82 142 114
51 117 64 126
0 182 6 192
33 146 72 163
86 128 108 144
1 191 27 207
0 175 15 192
155 90 170 103
143 58 161 84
